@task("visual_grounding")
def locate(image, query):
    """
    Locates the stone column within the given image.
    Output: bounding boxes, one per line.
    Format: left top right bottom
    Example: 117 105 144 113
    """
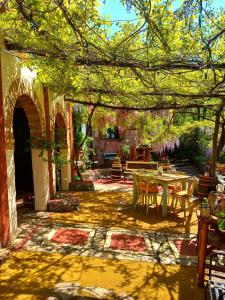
61 148 71 190
31 149 50 211
6 150 17 240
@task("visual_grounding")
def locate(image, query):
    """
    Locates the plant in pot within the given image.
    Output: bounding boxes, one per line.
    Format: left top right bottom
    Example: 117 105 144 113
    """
204 196 225 240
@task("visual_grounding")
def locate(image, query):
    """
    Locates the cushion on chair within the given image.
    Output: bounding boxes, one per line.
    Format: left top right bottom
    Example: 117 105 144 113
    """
171 190 188 197
208 280 225 300
168 184 182 191
140 182 159 193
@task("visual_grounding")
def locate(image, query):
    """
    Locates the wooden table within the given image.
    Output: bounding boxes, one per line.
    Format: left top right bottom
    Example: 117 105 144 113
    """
132 172 191 217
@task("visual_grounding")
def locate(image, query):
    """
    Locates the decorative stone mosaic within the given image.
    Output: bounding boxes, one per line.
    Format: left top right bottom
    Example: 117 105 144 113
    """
50 228 90 245
47 282 134 300
110 233 147 252
12 220 201 266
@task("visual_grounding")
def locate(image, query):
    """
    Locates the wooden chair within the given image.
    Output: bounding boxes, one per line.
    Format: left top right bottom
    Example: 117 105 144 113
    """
197 209 225 290
171 177 197 217
135 174 160 213
205 251 225 300
167 171 187 192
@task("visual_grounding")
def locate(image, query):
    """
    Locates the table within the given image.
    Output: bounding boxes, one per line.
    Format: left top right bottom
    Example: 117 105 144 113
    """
132 172 191 217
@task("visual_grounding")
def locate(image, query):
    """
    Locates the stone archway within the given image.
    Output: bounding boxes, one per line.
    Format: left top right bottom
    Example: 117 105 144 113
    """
4 79 49 238
4 79 45 149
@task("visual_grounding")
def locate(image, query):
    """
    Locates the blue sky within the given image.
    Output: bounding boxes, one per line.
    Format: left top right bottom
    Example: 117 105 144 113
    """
98 0 224 32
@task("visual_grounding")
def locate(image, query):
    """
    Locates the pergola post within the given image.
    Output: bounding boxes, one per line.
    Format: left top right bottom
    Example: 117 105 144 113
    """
197 213 209 287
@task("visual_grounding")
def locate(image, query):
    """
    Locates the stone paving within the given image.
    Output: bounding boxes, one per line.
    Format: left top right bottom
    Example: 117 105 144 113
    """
12 212 199 267
94 179 133 192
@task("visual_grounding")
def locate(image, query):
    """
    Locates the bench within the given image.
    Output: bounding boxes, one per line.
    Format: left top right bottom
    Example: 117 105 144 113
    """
103 152 117 165
123 161 158 181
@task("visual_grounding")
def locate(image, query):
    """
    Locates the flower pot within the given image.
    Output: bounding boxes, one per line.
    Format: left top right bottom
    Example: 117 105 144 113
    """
69 180 95 191
48 197 80 212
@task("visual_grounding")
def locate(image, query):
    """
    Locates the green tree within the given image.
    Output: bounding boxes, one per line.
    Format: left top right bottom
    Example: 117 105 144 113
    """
1 0 225 176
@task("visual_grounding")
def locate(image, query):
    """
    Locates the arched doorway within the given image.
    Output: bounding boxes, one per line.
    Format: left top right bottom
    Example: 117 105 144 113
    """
13 104 34 203
8 95 49 212
4 79 50 240
11 95 44 211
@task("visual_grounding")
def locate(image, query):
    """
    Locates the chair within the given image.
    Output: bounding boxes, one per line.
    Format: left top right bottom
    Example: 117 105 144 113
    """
205 251 225 300
135 174 160 213
167 171 187 193
171 177 197 217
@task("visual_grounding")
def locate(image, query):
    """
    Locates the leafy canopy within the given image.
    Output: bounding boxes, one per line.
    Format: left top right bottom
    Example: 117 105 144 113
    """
0 0 225 111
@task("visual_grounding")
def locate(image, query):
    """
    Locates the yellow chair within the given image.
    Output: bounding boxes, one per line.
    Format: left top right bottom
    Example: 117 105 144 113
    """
171 177 197 217
167 171 187 192
135 174 160 214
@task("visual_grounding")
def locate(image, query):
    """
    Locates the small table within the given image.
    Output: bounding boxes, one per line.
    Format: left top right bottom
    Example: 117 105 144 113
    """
132 172 191 217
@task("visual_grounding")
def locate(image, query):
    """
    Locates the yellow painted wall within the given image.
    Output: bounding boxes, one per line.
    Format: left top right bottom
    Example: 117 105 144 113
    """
0 40 71 240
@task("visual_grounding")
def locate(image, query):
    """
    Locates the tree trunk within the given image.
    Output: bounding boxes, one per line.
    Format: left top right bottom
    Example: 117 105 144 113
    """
56 168 62 196
210 109 222 177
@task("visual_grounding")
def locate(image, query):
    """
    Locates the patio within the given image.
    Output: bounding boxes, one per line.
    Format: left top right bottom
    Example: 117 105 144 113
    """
0 187 205 300
0 1 225 299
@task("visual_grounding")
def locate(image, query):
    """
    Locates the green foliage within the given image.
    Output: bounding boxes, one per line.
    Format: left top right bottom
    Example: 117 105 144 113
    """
73 175 81 181
202 197 209 205
218 218 225 230
170 121 212 167
218 151 225 164
2 0 225 177
73 106 86 151
121 144 130 158
216 211 225 230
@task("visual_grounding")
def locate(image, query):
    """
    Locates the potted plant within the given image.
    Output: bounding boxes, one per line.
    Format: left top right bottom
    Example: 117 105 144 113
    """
204 196 225 239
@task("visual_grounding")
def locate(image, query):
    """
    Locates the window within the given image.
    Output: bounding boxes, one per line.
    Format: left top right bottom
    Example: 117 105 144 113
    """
106 126 120 139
